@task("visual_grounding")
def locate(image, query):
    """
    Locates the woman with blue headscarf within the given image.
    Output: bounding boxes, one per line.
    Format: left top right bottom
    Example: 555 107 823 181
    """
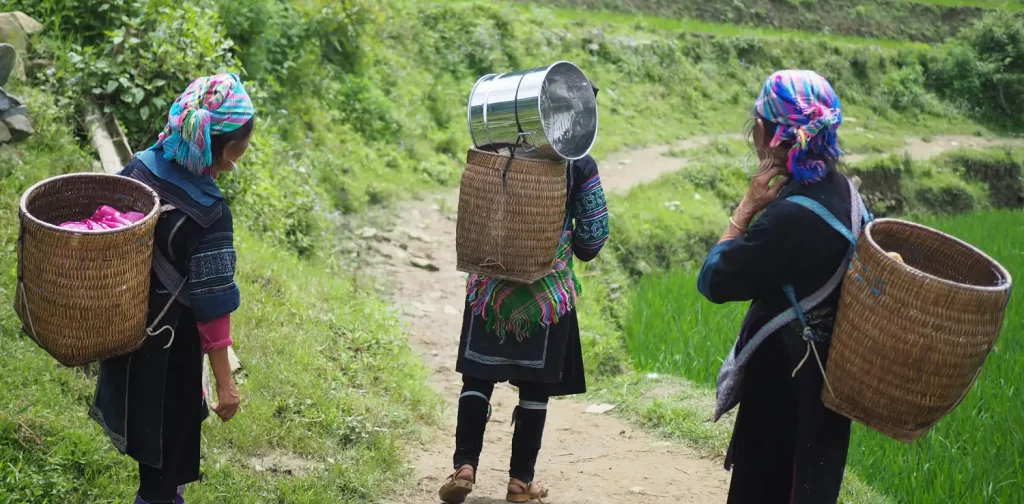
696 70 871 503
91 74 255 504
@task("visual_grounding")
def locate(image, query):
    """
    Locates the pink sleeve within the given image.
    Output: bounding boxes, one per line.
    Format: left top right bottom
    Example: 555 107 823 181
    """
197 314 233 353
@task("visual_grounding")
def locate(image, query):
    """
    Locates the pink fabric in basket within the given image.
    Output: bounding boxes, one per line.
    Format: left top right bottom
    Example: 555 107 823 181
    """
60 205 146 231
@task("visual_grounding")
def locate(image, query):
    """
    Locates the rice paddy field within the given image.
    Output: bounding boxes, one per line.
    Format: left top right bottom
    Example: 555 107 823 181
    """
624 209 1024 502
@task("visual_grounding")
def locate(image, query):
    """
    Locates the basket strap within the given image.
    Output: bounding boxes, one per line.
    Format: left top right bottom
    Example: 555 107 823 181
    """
784 196 856 245
779 178 869 391
153 247 191 308
151 204 192 308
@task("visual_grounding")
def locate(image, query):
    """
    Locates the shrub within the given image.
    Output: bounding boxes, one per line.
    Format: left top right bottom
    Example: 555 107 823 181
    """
928 11 1024 129
64 1 239 148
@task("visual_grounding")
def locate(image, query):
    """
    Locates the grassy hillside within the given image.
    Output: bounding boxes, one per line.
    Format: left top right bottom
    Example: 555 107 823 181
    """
513 0 1006 43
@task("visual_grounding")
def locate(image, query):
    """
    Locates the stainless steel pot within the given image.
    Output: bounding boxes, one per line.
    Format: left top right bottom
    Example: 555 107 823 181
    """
467 61 598 161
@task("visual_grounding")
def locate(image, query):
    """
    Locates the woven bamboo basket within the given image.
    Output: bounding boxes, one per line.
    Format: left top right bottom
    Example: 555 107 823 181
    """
15 173 160 367
456 148 567 283
824 218 1012 442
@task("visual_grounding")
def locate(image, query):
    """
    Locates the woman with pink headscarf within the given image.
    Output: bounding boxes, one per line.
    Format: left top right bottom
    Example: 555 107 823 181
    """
91 74 255 504
697 70 872 503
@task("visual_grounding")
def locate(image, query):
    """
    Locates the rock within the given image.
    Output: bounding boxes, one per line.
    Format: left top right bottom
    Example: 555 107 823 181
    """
0 12 43 54
410 257 440 272
227 347 242 373
373 242 408 260
635 260 652 275
3 114 32 142
585 403 616 414
26 58 51 77
630 487 645 495
1 104 26 119
0 43 14 87
405 229 433 243
357 226 378 239
0 88 21 113
0 121 10 143
10 12 42 35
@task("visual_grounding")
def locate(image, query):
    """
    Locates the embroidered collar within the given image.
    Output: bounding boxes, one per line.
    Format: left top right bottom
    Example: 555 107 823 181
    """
137 148 223 207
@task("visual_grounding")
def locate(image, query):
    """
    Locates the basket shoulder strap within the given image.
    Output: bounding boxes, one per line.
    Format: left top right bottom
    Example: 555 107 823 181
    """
152 205 191 308
784 195 856 246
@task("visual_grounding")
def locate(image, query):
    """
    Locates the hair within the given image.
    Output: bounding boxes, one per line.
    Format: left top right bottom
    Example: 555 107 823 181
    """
210 116 255 161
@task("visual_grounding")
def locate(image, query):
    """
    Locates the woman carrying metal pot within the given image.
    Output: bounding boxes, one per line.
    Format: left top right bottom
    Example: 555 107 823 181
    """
439 86 610 504
90 74 254 504
697 70 872 503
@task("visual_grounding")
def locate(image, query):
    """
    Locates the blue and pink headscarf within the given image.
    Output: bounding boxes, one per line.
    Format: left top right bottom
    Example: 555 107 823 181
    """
154 73 255 176
754 70 843 184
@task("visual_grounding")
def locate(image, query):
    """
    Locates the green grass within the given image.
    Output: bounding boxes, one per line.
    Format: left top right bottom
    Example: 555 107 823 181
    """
507 2 928 50
513 0 1003 43
910 0 1023 11
516 2 933 49
0 79 438 504
620 210 1024 502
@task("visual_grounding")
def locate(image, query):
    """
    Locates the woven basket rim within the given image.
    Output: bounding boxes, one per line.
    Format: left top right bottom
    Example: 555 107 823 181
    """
467 147 569 170
865 218 1013 293
19 173 161 236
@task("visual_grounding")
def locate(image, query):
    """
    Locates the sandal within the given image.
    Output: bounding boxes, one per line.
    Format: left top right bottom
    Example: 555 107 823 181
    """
506 478 549 503
438 465 475 504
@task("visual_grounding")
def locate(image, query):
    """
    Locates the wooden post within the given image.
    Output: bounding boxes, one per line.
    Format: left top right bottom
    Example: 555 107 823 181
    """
83 102 124 175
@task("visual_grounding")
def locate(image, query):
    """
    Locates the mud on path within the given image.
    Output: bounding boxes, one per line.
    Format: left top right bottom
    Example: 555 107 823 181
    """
376 133 1024 504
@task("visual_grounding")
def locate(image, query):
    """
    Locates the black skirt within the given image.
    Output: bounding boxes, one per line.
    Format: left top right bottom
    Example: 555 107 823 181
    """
92 309 207 491
724 325 851 504
455 302 586 397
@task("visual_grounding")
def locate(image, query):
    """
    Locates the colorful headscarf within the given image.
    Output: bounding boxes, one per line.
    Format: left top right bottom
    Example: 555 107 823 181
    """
154 73 255 175
754 70 843 184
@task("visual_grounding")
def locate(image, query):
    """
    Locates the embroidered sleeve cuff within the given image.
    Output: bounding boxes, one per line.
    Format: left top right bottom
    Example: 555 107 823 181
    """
191 286 241 323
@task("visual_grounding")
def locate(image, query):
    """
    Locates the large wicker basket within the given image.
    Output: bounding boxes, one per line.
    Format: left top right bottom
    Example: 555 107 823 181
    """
456 148 568 283
15 173 160 367
824 218 1012 442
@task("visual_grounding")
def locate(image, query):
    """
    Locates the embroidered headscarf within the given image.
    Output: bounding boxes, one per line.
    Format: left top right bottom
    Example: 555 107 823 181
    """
754 70 843 184
154 73 255 175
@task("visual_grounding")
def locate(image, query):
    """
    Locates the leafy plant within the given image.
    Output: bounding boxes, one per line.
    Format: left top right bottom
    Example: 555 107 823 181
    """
58 0 239 148
928 11 1024 129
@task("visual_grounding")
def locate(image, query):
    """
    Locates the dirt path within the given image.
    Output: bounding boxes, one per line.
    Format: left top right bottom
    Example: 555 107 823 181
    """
598 135 740 193
581 134 1024 196
844 135 1024 164
377 136 731 504
377 132 1023 504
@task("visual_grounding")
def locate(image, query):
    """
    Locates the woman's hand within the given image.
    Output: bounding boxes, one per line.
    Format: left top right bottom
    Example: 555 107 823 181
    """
716 124 791 244
208 346 240 422
736 156 790 220
212 376 240 422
